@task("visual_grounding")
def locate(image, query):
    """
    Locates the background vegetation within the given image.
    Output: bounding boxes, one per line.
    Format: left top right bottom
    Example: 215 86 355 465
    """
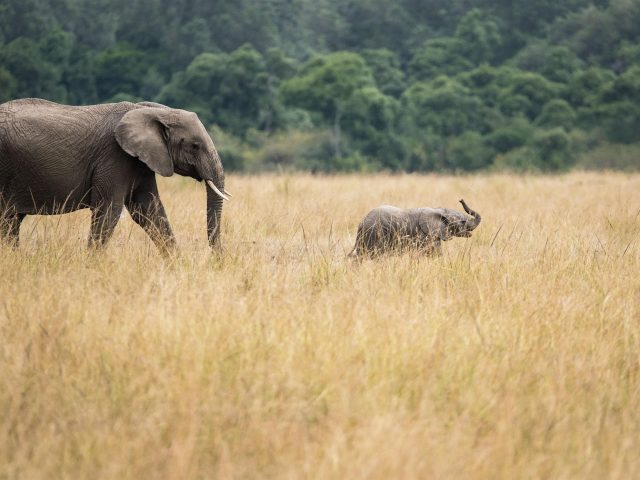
1 0 639 172
1 172 639 478
3 3 638 476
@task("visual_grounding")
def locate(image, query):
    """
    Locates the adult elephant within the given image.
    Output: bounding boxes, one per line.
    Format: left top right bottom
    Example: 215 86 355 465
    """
350 199 481 257
0 98 231 253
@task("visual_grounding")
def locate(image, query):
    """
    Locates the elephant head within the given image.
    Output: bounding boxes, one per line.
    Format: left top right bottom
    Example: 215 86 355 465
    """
115 107 231 248
419 199 481 241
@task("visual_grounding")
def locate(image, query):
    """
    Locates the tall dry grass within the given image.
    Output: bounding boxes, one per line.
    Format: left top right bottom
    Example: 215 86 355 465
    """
1 172 639 479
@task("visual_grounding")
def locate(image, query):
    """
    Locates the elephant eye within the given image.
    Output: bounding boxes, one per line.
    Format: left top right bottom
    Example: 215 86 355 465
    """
191 142 201 151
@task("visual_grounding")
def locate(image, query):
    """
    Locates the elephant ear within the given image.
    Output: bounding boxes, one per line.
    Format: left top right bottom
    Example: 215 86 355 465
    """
115 107 174 177
418 209 453 241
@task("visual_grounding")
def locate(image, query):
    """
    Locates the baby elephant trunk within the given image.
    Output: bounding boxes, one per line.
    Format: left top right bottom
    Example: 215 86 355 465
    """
459 199 481 231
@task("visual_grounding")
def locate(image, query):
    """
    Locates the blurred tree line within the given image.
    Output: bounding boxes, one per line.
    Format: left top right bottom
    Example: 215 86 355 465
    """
1 0 639 172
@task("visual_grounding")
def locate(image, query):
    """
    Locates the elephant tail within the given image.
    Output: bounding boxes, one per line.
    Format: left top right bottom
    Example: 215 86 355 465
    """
347 223 364 259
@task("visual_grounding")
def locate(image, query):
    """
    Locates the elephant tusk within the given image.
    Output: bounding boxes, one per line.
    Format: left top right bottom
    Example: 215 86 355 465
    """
223 188 233 197
206 180 231 201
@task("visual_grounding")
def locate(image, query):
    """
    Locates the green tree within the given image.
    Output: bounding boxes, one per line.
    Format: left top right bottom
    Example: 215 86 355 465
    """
485 118 535 153
222 44 271 133
454 9 502 65
533 128 574 170
408 38 473 81
0 66 17 102
600 65 640 103
566 66 615 109
497 71 561 119
280 52 376 157
337 0 412 52
481 0 597 36
361 49 406 97
588 65 640 143
341 86 405 168
70 0 119 51
457 65 515 108
0 37 64 100
495 127 573 171
167 18 212 71
0 0 55 43
156 52 226 118
512 43 582 83
536 99 576 130
446 131 496 170
402 76 496 137
64 44 98 104
263 48 298 131
92 43 149 100
39 27 73 67
157 45 270 135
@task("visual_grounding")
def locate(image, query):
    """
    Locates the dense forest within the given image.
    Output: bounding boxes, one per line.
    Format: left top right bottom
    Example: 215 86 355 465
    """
1 0 639 172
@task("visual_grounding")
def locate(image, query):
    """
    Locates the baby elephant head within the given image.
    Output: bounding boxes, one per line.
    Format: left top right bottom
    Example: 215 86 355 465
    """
421 199 482 241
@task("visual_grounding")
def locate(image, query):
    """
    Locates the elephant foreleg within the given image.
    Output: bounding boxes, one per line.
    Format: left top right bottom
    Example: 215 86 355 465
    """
125 188 176 256
88 202 123 248
431 240 443 256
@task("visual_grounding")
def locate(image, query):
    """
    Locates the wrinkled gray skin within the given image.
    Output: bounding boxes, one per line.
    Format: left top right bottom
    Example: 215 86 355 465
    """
350 199 481 257
0 98 229 253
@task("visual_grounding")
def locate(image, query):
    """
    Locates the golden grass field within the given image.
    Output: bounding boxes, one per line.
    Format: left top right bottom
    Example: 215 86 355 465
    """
1 172 639 479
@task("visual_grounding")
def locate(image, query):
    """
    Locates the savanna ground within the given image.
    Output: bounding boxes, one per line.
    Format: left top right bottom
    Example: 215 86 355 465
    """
1 172 639 479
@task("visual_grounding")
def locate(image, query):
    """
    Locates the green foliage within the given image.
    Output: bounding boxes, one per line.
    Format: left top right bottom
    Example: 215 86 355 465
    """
208 126 251 172
588 101 640 144
92 43 149 99
338 0 413 52
408 38 473 81
342 88 401 142
0 0 639 172
255 130 338 172
0 36 65 100
495 128 574 171
210 126 338 172
512 43 583 83
281 52 384 160
360 49 406 97
281 52 375 120
403 77 495 136
0 67 17 102
485 119 536 153
576 143 640 171
495 71 562 119
536 99 577 129
600 65 640 103
157 45 271 135
454 9 502 64
567 66 615 108
447 131 496 171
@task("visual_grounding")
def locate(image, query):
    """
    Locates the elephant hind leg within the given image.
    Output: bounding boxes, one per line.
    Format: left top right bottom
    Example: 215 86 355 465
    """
0 211 25 247
349 223 369 258
88 202 123 248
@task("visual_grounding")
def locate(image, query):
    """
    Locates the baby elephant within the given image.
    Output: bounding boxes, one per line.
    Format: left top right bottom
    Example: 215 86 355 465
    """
350 199 481 257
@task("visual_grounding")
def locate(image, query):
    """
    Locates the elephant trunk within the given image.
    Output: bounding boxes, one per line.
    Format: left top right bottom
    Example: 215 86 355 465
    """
459 199 481 231
202 149 230 249
207 183 224 249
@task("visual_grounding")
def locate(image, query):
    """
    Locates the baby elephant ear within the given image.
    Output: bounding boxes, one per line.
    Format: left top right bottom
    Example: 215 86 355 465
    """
418 210 453 241
115 107 174 177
